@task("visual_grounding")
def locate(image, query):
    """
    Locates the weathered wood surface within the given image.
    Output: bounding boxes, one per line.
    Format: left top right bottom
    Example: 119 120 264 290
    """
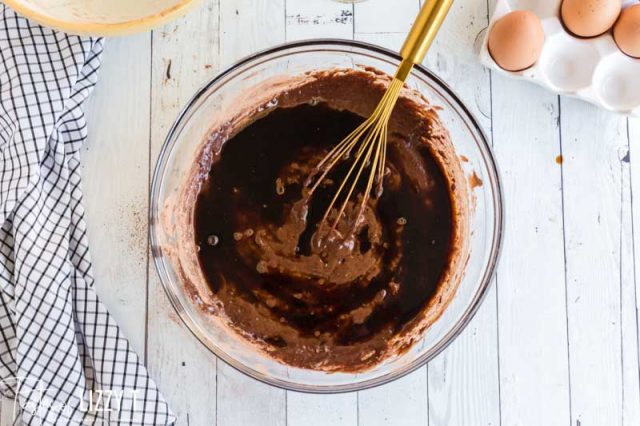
34 0 639 425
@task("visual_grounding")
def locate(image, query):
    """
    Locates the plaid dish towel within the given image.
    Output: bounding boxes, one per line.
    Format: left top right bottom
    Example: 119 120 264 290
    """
0 5 175 425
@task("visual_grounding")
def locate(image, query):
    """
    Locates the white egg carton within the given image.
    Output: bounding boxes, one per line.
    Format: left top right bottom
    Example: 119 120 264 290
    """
479 0 640 116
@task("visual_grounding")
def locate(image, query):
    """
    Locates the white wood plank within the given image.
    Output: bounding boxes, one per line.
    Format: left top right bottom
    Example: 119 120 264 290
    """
216 366 285 426
219 0 286 67
286 0 353 40
354 32 406 51
630 116 640 426
82 34 151 355
146 2 220 425
354 0 418 33
216 2 287 425
283 1 357 424
491 78 570 425
418 0 500 423
287 393 357 426
420 0 492 122
560 99 629 425
359 372 428 426
621 118 640 426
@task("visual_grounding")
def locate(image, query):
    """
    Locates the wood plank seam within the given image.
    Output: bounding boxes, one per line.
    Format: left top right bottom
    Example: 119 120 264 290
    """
557 96 574 422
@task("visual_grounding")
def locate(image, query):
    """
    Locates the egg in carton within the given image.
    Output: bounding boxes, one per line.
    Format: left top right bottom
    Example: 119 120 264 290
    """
479 0 640 117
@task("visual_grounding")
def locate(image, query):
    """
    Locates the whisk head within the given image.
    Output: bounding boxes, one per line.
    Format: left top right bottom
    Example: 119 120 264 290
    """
305 78 405 237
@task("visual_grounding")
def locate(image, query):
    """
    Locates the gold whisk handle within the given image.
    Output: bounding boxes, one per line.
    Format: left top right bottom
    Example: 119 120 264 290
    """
396 0 455 82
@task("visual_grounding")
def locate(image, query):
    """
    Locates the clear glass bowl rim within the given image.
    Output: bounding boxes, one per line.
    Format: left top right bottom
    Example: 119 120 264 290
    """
150 39 504 394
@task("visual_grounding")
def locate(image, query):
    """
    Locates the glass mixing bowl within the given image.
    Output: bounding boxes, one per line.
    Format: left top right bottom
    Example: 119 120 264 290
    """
150 40 503 393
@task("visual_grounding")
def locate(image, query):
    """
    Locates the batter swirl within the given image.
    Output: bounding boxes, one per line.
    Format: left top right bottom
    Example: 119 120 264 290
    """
175 69 469 372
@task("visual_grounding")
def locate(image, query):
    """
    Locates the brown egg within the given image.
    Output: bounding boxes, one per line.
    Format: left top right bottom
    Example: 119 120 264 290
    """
614 5 640 58
488 11 545 72
561 0 621 37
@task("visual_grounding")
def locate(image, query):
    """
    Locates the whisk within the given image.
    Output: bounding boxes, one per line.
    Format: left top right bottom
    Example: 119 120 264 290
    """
306 0 454 235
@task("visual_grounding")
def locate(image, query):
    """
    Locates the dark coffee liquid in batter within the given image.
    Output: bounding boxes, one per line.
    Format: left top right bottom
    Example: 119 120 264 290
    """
194 104 453 357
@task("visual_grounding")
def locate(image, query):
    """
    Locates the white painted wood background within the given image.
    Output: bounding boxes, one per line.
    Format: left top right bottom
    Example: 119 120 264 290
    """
6 0 639 425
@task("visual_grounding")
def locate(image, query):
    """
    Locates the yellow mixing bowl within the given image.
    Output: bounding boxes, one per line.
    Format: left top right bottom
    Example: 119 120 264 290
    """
3 0 202 36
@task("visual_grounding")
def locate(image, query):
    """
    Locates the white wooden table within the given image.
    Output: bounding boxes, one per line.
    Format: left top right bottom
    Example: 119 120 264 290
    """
74 0 640 425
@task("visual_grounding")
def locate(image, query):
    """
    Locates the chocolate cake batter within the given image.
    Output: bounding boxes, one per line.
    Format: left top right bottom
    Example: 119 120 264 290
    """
171 68 470 372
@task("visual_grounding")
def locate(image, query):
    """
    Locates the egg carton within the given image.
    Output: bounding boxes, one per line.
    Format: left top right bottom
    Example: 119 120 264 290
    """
479 0 640 117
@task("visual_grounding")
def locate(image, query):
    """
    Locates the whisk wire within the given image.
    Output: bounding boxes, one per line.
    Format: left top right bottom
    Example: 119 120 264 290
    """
304 0 453 241
307 119 368 194
323 125 380 228
319 111 384 222
378 122 388 195
310 78 403 233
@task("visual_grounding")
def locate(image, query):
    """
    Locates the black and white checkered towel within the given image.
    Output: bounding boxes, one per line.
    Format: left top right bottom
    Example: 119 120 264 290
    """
0 5 175 425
